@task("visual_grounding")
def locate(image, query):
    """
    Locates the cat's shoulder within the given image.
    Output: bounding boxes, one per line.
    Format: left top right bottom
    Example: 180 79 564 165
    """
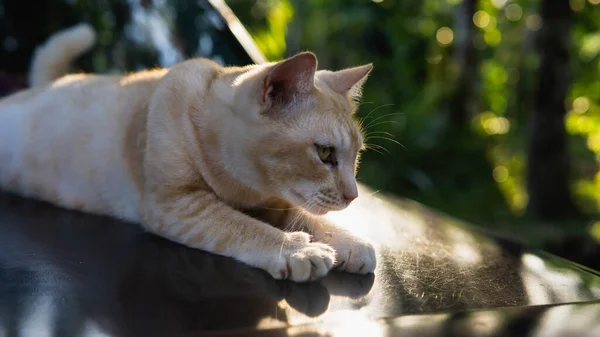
152 58 224 97
164 57 222 80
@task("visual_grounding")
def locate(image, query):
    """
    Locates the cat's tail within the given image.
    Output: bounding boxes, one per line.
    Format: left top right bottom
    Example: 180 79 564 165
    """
28 23 96 87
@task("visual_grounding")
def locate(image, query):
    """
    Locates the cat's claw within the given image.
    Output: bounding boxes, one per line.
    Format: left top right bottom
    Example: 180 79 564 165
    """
271 232 335 282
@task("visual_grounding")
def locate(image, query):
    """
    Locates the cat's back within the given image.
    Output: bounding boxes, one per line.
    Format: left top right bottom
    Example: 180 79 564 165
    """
0 71 165 113
0 69 167 221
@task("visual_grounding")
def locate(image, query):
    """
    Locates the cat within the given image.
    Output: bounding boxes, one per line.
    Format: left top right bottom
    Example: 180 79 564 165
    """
0 23 376 282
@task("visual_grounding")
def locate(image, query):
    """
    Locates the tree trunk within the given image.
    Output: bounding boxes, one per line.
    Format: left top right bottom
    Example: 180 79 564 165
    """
526 0 577 219
448 0 478 127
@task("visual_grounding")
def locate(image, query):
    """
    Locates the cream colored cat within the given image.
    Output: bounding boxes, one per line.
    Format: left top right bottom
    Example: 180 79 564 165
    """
0 24 376 282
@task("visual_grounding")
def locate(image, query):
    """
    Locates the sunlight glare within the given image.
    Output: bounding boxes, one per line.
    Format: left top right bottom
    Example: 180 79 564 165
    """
468 312 504 336
521 253 597 304
531 305 600 337
327 312 384 337
522 253 545 271
19 294 54 337
453 242 482 265
82 320 112 337
445 226 491 267
392 314 448 332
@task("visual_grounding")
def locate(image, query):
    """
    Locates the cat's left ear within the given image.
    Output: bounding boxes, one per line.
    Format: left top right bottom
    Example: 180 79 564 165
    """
261 52 317 110
320 64 373 100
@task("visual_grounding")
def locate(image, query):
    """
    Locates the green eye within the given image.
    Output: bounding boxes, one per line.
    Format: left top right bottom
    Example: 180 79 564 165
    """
315 144 337 166
317 145 331 161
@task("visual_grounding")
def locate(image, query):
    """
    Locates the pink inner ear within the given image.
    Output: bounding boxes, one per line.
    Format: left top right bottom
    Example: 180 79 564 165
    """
264 52 317 106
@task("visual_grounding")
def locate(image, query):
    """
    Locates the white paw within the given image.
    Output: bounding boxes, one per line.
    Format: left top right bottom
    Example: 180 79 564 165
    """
330 235 376 274
269 232 336 282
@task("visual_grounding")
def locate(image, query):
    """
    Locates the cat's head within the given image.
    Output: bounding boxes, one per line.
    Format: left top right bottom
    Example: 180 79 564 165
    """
230 52 372 215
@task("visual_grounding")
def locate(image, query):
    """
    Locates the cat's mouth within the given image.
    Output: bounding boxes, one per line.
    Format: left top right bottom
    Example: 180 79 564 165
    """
304 199 348 215
287 189 346 215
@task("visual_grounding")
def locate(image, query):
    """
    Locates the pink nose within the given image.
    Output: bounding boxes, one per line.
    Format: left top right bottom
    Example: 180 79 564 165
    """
343 193 357 203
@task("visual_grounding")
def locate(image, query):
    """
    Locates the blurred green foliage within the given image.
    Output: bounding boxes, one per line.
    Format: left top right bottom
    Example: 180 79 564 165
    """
228 0 600 243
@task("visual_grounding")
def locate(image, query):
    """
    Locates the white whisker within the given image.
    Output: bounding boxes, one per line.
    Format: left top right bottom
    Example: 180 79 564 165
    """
359 103 396 125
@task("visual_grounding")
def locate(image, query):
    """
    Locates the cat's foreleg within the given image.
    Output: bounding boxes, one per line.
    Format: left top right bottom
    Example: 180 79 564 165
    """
279 209 377 275
142 191 336 282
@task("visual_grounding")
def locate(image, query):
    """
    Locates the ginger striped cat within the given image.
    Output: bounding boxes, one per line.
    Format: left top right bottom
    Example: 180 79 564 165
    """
0 24 376 282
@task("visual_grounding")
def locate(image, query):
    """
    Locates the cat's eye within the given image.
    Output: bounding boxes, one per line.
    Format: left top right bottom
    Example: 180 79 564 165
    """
315 144 337 166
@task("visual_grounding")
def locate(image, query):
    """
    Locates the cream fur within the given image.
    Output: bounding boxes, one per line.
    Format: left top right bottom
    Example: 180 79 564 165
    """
0 25 376 282
29 23 97 88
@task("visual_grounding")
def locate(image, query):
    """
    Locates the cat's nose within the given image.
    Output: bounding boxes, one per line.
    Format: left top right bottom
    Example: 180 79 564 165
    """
341 173 358 203
343 191 358 203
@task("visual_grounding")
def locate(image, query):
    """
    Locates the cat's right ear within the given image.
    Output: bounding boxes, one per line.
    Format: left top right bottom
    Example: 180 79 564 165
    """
261 52 317 110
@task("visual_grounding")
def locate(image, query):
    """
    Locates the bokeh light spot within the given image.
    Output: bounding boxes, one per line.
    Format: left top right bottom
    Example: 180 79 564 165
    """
587 133 600 152
484 117 510 135
483 16 497 32
576 115 593 133
570 0 586 11
580 34 600 61
526 14 542 31
484 30 502 46
589 221 600 243
573 96 590 113
473 11 490 29
491 0 507 9
505 4 523 21
493 166 509 183
426 54 443 64
436 27 454 46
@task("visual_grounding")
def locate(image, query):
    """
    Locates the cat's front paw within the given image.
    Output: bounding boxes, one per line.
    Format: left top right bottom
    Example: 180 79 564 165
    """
270 232 336 282
331 235 376 274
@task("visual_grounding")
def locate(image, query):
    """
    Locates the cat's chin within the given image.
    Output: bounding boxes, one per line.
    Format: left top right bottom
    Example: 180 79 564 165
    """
303 205 333 216
311 209 330 216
